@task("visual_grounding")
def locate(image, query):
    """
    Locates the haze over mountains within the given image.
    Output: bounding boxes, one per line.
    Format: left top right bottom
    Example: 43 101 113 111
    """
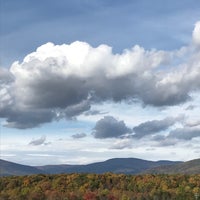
1 158 199 176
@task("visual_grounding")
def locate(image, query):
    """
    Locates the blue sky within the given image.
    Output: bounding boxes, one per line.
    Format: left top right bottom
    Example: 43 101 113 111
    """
0 0 200 165
1 0 200 66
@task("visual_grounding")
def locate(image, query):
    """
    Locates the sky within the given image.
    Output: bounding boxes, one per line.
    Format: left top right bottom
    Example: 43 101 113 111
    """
0 0 200 166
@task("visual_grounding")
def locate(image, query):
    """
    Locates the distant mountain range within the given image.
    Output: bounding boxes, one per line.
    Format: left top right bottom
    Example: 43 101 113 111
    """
36 158 180 174
0 158 199 176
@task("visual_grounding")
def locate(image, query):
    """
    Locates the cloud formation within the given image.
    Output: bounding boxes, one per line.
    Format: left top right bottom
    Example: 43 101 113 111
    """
29 136 46 146
110 139 133 149
168 127 200 140
151 124 200 147
132 116 182 139
84 110 108 116
92 116 132 139
72 133 87 139
185 119 200 127
0 21 200 128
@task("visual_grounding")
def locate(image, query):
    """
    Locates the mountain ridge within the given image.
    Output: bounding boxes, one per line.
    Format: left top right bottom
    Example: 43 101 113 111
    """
36 157 181 174
1 157 199 176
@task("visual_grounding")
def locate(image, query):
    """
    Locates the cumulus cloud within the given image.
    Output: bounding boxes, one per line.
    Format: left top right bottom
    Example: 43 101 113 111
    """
0 67 14 84
92 116 132 139
132 116 182 139
0 22 200 128
29 136 46 145
71 133 87 139
0 67 14 117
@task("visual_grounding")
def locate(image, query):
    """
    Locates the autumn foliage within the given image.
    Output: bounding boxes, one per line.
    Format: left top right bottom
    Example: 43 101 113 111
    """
0 173 200 199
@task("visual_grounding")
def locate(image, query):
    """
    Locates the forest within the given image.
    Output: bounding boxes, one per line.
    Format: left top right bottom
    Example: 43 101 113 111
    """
0 173 200 200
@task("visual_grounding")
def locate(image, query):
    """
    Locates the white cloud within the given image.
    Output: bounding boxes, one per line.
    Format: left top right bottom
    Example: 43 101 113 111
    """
0 21 200 129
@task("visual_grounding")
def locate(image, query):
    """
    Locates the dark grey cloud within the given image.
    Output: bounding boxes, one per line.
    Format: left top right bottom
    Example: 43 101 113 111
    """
62 100 91 119
168 127 200 140
72 133 87 139
29 136 46 145
92 116 132 139
3 108 55 129
23 74 88 109
132 117 178 139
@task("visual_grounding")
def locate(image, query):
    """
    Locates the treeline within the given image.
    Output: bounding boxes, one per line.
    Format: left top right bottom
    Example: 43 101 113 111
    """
0 173 200 200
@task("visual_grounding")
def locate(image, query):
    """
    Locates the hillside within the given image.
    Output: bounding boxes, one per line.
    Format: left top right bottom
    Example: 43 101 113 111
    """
0 159 44 176
145 158 200 174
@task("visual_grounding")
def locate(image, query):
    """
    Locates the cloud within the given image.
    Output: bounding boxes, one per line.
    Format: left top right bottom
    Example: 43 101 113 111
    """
193 21 200 46
185 105 196 110
0 67 14 84
72 133 87 139
151 123 200 146
1 106 55 129
84 110 108 116
92 116 132 139
29 136 46 146
132 116 182 139
168 127 200 140
152 134 177 146
185 119 200 127
0 67 14 118
0 22 200 128
58 100 91 119
110 139 133 149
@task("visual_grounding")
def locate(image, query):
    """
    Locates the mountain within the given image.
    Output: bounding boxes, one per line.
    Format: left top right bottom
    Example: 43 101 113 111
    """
36 158 180 174
0 159 44 176
145 158 200 174
1 158 199 177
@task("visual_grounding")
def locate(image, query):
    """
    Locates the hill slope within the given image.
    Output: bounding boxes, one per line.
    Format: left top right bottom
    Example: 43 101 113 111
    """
145 158 200 174
0 159 44 176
